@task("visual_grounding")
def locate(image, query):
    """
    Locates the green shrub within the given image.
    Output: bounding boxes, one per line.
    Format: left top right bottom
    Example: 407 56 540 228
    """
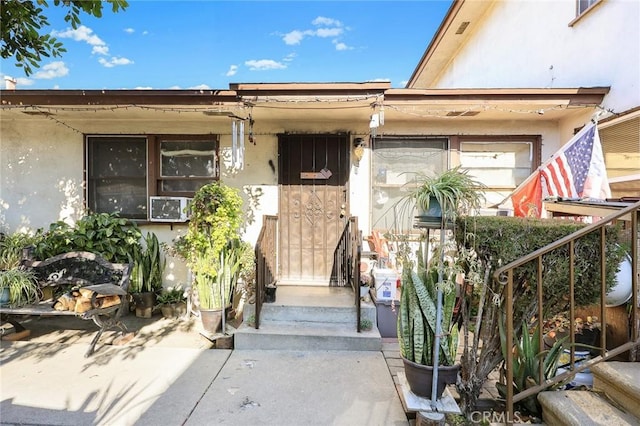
456 215 624 319
34 212 143 263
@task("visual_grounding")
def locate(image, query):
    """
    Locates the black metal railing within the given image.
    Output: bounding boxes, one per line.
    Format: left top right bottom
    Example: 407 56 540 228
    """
332 216 362 331
495 201 640 424
254 215 278 329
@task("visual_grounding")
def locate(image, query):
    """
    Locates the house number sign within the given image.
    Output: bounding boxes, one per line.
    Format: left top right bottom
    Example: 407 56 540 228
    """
300 168 332 180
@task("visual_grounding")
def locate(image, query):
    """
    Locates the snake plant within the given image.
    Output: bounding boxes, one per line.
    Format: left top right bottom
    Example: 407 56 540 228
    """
398 255 459 366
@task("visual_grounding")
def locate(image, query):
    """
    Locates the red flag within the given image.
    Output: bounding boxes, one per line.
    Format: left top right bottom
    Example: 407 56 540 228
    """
512 171 542 217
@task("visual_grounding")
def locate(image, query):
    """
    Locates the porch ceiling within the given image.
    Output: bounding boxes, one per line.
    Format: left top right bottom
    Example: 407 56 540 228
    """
0 86 609 134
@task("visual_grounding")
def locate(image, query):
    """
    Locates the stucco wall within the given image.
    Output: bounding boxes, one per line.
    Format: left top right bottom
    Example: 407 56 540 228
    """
0 116 280 288
434 0 639 114
1 109 591 286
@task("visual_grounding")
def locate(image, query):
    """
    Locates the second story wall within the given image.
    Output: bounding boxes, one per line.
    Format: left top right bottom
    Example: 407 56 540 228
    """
433 0 639 114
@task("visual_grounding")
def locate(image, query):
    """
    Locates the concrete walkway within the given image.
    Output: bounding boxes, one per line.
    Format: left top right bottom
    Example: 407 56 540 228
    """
0 315 408 426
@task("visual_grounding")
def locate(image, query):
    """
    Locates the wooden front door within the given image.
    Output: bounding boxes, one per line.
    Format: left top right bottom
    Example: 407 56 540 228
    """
278 134 350 285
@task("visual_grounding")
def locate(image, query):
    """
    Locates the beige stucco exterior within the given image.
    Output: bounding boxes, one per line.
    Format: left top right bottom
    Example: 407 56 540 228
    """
4 0 634 287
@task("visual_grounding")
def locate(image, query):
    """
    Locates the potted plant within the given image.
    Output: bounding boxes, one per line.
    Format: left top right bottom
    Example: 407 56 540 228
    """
130 232 165 318
411 166 486 226
0 268 39 308
1 232 39 306
543 312 601 350
398 255 460 399
157 285 187 319
172 182 245 334
193 239 246 333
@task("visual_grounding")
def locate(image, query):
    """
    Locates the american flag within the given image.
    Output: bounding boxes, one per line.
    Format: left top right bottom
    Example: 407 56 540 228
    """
510 122 610 217
540 123 610 200
540 126 594 197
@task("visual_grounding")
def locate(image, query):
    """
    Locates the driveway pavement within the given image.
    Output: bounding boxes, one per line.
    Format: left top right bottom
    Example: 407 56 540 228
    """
0 315 408 426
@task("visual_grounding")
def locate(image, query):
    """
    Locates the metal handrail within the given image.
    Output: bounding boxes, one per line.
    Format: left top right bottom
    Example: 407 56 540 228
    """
495 201 640 424
254 215 278 329
332 216 362 331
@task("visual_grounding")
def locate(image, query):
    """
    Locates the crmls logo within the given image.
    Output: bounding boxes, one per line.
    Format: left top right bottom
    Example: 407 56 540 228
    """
469 410 523 424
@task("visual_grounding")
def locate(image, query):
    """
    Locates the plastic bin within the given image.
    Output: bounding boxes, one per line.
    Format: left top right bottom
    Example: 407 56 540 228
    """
372 292 400 338
372 268 399 301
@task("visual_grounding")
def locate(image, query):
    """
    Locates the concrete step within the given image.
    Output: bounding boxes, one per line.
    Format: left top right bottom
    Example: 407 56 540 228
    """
234 320 382 351
538 390 639 425
591 361 640 419
255 302 376 324
236 302 380 351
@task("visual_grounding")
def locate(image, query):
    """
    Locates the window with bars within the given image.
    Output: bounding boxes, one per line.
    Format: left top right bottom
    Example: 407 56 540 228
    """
86 135 219 220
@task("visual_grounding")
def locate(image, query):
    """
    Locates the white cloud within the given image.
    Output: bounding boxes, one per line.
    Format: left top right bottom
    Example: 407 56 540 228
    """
312 17 342 27
283 30 305 45
245 59 286 71
226 65 238 76
92 45 109 55
134 86 154 90
98 56 134 68
53 25 108 55
315 28 343 38
334 42 349 51
142 30 149 35
32 61 69 79
124 28 135 34
188 84 211 90
282 16 347 47
283 53 296 62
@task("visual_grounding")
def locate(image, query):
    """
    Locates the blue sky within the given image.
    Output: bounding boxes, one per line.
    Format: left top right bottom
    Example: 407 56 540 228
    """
1 1 453 90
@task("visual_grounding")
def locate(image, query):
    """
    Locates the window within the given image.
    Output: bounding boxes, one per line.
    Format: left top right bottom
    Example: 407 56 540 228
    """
570 0 603 25
157 136 219 194
371 137 448 231
577 0 599 16
454 135 541 207
86 135 219 220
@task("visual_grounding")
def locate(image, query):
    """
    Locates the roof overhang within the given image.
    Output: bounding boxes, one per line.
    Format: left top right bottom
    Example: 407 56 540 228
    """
0 85 609 133
406 0 495 88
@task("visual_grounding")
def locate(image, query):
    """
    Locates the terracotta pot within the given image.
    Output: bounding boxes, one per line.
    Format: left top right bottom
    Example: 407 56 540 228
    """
402 356 460 399
200 306 232 334
160 302 187 319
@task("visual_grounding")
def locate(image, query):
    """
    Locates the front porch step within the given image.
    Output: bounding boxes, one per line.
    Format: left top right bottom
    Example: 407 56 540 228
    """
538 390 639 425
538 361 640 425
591 361 640 419
234 320 382 351
234 286 381 351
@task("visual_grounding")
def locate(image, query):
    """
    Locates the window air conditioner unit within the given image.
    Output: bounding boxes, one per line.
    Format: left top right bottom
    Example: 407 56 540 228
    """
149 197 191 222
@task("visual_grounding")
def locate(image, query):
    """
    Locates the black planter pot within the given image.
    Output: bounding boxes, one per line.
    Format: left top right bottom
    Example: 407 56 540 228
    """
264 285 277 303
402 356 460 399
415 197 453 230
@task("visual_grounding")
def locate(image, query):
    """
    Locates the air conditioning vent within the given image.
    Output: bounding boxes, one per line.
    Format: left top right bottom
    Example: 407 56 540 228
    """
149 197 191 222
